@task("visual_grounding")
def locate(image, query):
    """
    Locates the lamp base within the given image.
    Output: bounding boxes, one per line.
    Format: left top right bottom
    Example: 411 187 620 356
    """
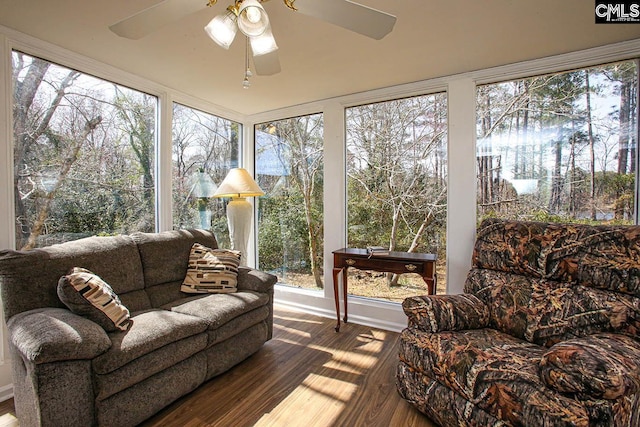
198 199 211 229
226 197 253 266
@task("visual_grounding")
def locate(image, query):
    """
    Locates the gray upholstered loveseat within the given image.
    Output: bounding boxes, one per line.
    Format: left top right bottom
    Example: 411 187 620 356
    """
0 229 277 427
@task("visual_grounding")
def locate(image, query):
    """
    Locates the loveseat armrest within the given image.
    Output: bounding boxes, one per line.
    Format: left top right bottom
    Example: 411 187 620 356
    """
7 307 111 364
237 267 278 293
402 294 490 333
539 333 640 400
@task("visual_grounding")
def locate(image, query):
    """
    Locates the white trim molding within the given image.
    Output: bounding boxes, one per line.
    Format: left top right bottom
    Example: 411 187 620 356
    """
274 285 408 333
0 383 12 403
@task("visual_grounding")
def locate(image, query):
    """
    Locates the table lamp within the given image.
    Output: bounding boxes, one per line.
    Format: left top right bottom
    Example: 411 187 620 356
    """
213 168 264 264
190 168 218 229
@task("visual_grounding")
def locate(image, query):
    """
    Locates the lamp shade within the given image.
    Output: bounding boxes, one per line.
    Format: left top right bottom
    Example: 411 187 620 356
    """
204 11 237 49
190 169 218 198
237 0 269 37
250 25 278 56
214 168 264 198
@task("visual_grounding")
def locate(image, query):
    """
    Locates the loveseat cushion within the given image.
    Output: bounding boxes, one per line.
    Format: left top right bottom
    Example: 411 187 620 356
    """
93 332 207 400
58 267 131 332
163 291 269 332
473 218 551 277
181 244 241 294
396 361 508 427
399 327 590 426
0 235 147 320
237 267 278 293
92 309 208 374
206 305 271 345
132 229 218 289
7 308 111 364
402 294 489 333
95 353 207 427
473 218 640 296
465 268 640 347
540 333 640 400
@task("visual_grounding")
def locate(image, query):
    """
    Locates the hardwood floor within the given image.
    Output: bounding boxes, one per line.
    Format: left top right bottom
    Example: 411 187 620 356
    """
0 399 17 427
0 305 436 427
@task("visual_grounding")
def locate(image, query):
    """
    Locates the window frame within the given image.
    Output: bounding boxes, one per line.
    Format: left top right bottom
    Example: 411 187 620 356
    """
474 60 640 225
0 31 639 334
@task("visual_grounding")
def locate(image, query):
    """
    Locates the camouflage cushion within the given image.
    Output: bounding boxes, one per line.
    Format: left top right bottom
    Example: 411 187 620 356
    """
402 294 489 333
540 333 640 400
396 361 507 427
473 218 640 296
398 327 590 426
465 268 640 347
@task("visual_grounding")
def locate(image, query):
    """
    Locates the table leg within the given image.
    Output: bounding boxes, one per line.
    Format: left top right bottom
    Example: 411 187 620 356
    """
332 267 342 332
421 273 436 295
342 267 348 324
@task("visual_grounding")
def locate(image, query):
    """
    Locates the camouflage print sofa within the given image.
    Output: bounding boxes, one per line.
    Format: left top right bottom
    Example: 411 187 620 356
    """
397 218 640 426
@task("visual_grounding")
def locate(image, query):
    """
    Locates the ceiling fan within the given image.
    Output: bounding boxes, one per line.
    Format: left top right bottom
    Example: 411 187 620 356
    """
109 0 397 78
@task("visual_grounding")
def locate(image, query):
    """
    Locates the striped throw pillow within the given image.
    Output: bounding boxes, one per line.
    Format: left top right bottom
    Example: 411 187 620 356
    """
57 267 131 332
181 244 241 294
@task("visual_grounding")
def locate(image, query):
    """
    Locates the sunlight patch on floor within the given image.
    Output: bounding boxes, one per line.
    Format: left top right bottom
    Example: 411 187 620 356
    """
0 413 19 427
272 323 312 339
253 373 357 427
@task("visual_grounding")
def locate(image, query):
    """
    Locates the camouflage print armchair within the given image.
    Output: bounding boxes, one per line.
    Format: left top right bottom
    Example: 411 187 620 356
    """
396 218 640 427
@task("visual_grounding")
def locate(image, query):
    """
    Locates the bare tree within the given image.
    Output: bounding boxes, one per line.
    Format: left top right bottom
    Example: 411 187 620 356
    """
262 115 324 288
585 70 597 220
347 94 447 285
12 53 84 248
12 52 159 249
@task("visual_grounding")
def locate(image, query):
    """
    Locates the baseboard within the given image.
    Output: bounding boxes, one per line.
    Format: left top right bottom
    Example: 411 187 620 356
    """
275 289 407 332
274 299 336 322
0 383 13 402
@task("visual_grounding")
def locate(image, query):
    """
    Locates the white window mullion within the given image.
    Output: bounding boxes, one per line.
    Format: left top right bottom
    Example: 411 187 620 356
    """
446 78 477 295
156 93 174 232
0 34 13 251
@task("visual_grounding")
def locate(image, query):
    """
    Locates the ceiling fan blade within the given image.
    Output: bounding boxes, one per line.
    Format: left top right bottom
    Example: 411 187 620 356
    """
292 0 396 40
110 0 208 39
253 50 281 76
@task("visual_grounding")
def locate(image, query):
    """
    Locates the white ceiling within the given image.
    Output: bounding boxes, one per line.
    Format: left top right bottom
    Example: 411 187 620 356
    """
1 0 640 115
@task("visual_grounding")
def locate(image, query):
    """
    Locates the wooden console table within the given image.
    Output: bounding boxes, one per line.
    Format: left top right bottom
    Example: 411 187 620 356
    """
331 248 437 332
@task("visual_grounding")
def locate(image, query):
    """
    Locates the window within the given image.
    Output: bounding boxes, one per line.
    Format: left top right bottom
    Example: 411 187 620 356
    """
172 103 240 247
255 114 324 289
345 93 448 301
477 60 638 224
12 51 157 249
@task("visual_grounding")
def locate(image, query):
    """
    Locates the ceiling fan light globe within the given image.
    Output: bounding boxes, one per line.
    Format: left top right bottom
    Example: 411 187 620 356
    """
204 12 237 49
250 26 278 56
237 0 269 37
245 7 262 24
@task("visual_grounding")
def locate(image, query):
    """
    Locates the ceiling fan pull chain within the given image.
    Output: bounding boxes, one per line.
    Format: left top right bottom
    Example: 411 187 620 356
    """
243 36 252 89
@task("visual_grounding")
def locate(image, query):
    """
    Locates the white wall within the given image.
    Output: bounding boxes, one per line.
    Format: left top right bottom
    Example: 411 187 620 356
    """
0 24 639 397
